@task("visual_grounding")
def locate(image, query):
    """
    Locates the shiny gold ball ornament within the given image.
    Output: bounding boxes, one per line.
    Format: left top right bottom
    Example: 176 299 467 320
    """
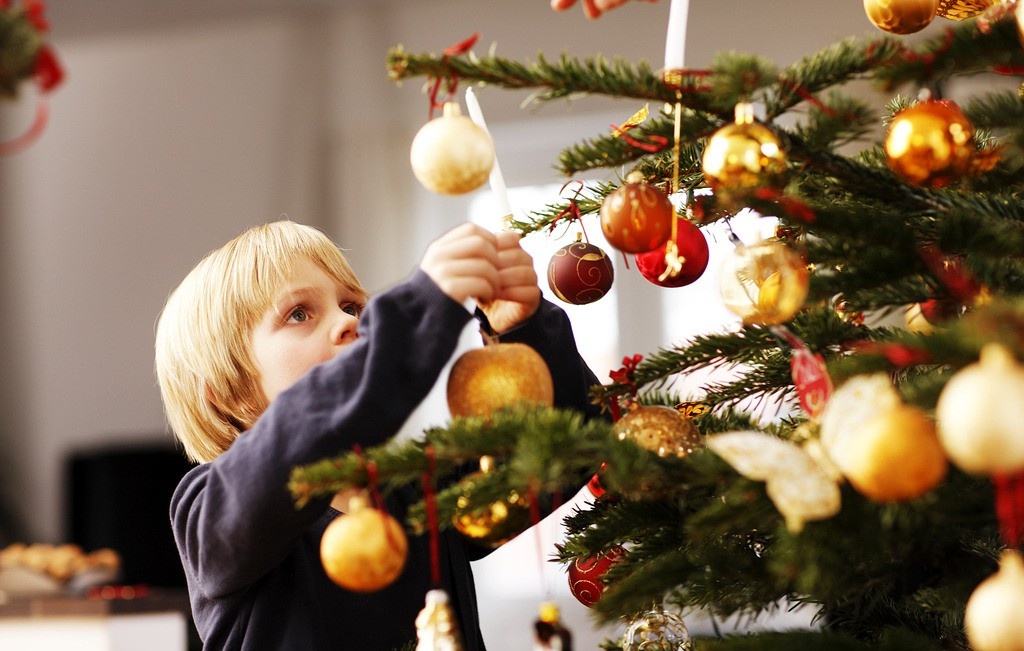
320 495 408 592
841 404 948 502
614 404 704 458
599 172 674 254
965 550 1024 651
864 0 939 34
409 101 495 195
452 456 532 547
885 99 974 187
446 342 554 418
936 344 1024 475
701 102 788 206
718 239 809 326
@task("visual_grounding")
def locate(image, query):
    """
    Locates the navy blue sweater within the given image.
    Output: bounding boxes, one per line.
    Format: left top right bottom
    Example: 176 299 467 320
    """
170 269 600 650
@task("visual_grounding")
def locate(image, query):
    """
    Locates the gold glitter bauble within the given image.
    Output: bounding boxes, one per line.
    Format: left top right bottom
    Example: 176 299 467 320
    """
885 99 974 187
864 0 939 34
320 496 408 592
410 101 495 195
451 456 532 548
446 343 554 418
701 103 787 206
614 405 704 458
719 239 809 326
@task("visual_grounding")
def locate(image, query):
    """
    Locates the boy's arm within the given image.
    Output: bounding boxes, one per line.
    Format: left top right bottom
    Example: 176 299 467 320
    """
172 270 472 599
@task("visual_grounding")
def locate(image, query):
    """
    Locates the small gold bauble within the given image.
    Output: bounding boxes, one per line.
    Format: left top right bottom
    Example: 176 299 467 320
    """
936 344 1024 475
718 239 809 326
320 496 408 592
614 405 704 458
451 456 532 548
409 101 495 195
446 343 554 418
864 0 939 34
885 99 974 187
842 404 948 502
702 103 787 206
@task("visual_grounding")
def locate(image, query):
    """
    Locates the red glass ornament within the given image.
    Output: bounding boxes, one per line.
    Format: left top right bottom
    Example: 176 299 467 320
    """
567 545 627 607
547 240 615 305
634 219 710 288
599 177 674 254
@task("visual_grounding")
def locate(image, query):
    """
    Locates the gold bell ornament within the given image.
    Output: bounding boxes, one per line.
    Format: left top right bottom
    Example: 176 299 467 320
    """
410 101 495 195
532 602 573 650
415 589 465 651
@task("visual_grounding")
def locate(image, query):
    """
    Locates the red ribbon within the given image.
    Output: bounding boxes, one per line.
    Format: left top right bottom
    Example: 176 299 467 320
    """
614 126 669 153
994 472 1024 547
609 354 643 390
421 446 441 586
918 244 983 304
426 33 480 119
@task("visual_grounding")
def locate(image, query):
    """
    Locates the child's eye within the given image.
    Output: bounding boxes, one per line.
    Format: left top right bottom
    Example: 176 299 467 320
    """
285 306 312 324
342 303 363 317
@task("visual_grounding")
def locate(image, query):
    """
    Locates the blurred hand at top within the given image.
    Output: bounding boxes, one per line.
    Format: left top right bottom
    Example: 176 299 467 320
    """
550 0 657 20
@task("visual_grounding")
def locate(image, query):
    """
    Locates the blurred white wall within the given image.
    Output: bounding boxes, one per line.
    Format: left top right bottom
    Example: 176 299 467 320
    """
0 0 909 647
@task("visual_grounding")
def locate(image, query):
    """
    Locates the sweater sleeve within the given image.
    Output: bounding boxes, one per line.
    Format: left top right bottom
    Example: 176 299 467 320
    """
171 269 472 599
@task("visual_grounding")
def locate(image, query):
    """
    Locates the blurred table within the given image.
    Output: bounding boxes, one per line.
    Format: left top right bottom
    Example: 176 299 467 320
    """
0 588 189 651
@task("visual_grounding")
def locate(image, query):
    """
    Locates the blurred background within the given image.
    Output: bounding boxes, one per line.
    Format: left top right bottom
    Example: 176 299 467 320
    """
0 0 914 647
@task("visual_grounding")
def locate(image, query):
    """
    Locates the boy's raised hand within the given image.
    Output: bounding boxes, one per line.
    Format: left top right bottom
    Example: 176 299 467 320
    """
480 231 541 333
419 224 541 333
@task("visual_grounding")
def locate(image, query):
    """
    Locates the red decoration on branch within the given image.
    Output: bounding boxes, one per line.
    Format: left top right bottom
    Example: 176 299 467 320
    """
609 354 643 391
426 33 480 118
994 472 1024 547
421 446 441 586
918 244 984 304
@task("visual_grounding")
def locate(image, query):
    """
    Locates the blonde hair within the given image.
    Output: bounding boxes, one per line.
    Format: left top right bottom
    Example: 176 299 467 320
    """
155 221 368 464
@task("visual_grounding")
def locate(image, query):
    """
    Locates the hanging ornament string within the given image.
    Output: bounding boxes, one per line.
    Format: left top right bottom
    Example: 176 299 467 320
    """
659 92 685 283
351 444 406 555
993 472 1024 548
0 97 49 156
421 446 442 586
426 33 479 119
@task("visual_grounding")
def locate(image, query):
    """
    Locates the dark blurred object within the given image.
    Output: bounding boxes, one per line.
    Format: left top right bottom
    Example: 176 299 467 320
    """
66 444 194 588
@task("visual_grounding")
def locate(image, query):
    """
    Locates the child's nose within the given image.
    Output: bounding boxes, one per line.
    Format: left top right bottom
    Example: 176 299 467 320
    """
330 309 359 346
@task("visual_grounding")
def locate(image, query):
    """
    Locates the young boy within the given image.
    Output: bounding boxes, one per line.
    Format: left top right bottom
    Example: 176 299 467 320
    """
155 220 600 650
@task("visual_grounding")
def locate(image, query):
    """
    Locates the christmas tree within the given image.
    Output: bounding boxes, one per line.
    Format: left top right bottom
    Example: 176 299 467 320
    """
290 1 1024 649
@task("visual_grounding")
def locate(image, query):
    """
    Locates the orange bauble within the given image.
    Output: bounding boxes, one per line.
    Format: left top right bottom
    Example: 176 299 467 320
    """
599 173 674 254
320 497 408 592
447 343 554 418
842 404 948 502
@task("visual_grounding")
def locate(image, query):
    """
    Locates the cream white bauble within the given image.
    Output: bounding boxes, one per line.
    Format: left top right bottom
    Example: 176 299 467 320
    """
410 101 494 195
936 344 1024 474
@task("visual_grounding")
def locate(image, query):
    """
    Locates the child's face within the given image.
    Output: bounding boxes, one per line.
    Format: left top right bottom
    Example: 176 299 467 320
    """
250 257 365 403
